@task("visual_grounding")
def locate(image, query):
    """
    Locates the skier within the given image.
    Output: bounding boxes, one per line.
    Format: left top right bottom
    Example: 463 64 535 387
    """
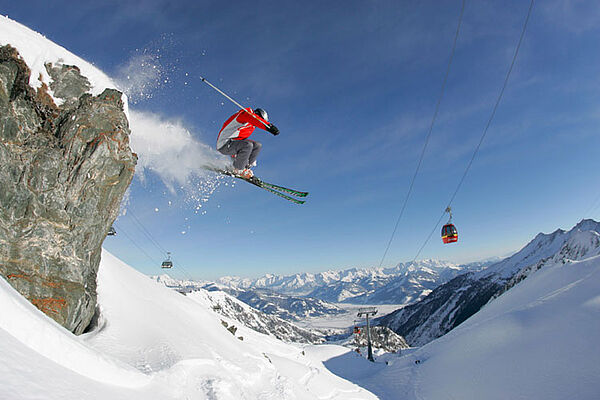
216 107 280 179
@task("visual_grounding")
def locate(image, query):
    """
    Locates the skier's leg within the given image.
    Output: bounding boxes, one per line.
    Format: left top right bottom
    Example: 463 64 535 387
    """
218 140 252 170
247 140 262 167
232 141 252 170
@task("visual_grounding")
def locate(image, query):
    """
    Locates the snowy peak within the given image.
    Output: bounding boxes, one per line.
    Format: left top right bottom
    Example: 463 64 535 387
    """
573 218 600 232
217 259 482 305
553 230 600 263
481 219 600 279
378 219 600 347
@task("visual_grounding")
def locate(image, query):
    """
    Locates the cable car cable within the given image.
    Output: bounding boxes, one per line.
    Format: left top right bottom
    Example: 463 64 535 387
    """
411 0 535 261
378 0 467 268
582 189 600 220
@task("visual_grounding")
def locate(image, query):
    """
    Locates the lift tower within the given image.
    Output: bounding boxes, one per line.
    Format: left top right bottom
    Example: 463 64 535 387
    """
357 307 378 362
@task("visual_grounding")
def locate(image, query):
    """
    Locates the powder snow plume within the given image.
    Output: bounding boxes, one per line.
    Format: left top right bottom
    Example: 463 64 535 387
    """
128 110 229 192
113 39 231 202
115 53 164 104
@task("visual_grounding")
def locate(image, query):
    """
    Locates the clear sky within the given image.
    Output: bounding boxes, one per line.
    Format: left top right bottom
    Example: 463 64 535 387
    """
3 0 599 280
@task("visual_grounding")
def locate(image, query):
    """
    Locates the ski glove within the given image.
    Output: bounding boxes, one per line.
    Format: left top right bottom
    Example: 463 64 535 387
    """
268 124 280 136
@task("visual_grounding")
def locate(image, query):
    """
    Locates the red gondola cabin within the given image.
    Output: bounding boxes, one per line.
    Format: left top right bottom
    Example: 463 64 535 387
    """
441 224 458 244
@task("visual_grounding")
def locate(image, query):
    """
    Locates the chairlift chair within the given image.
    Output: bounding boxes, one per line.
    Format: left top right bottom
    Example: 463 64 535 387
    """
161 252 173 269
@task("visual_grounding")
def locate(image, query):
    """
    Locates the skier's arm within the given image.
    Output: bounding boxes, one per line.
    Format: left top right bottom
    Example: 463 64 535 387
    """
236 109 270 130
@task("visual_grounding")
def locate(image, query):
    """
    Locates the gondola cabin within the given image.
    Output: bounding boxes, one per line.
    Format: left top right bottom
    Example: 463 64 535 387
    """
441 223 458 244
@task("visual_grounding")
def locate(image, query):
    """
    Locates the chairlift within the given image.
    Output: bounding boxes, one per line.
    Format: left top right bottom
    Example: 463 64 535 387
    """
161 252 173 269
442 206 458 244
107 226 117 236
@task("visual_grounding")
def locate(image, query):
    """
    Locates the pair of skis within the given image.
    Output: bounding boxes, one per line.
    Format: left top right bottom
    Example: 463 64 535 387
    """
205 167 309 205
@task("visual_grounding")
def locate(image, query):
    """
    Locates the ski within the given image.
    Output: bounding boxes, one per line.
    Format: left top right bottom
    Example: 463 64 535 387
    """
203 166 308 204
257 185 306 205
257 181 308 198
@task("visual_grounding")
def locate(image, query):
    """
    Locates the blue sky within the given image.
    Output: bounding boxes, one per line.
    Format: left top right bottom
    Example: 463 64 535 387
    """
3 0 600 280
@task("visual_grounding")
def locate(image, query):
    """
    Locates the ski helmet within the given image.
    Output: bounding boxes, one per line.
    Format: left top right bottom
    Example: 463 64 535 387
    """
254 108 268 121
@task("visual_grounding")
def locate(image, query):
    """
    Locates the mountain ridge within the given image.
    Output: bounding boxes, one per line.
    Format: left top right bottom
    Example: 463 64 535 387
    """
377 219 600 346
216 259 491 305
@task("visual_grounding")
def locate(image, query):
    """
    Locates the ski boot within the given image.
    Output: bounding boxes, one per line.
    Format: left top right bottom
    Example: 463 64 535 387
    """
233 168 254 179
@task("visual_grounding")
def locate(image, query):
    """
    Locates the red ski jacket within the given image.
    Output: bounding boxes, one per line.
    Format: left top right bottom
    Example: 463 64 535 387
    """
216 108 270 150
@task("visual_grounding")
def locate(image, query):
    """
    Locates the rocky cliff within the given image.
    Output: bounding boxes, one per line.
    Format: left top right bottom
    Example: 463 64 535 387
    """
0 45 136 334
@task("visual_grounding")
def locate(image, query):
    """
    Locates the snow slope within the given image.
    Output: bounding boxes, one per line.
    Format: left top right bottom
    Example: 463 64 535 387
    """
378 219 600 346
328 237 600 399
0 250 376 399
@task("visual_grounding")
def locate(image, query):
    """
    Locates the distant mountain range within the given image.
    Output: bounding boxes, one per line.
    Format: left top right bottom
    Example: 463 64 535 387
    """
217 259 491 305
153 258 493 326
377 219 600 346
149 276 346 322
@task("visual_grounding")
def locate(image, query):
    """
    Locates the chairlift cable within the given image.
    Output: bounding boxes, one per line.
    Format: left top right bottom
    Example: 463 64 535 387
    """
411 0 535 263
128 209 169 255
122 209 196 282
112 223 161 266
378 0 467 268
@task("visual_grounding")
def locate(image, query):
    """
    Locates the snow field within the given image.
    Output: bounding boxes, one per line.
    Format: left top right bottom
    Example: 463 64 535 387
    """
0 250 377 399
0 276 148 387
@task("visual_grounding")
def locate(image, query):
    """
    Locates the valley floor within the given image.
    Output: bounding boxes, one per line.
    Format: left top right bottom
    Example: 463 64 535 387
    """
296 303 407 331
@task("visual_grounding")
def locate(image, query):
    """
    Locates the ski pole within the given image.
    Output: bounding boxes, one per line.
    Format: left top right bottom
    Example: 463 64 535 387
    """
199 76 270 128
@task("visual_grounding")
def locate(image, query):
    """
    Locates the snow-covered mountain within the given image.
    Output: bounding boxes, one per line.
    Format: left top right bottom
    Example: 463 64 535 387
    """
328 221 600 399
0 249 377 399
377 219 600 346
218 259 490 305
150 276 345 321
208 285 346 321
186 288 324 344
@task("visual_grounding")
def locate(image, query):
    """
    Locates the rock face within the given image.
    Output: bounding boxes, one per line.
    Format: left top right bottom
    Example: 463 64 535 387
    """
0 45 136 334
